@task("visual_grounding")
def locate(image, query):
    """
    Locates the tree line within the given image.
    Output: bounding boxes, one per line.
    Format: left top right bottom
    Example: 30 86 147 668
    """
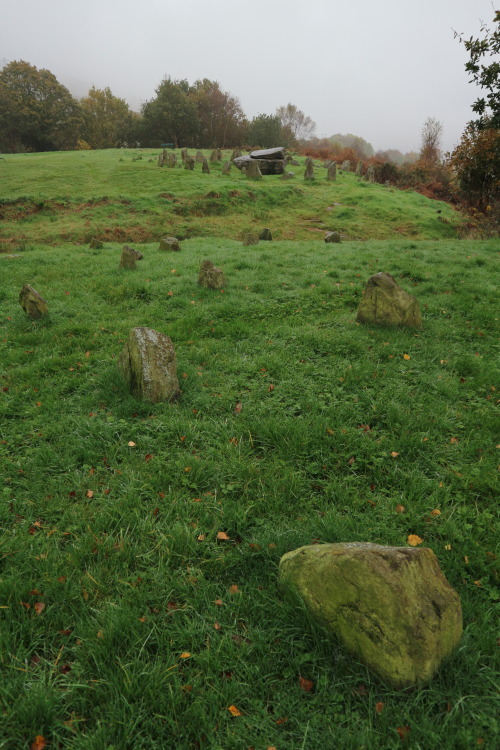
0 61 318 153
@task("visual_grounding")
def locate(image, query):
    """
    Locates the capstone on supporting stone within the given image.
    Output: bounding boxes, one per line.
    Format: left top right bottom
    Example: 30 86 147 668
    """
198 259 226 289
279 542 462 689
159 236 181 252
19 284 48 319
117 327 180 403
356 272 422 328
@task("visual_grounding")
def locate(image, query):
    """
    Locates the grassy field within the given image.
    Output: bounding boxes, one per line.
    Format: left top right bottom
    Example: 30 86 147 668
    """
0 148 462 246
1 226 499 748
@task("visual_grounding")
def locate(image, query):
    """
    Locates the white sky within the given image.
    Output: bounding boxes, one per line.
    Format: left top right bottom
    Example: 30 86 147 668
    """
1 0 496 153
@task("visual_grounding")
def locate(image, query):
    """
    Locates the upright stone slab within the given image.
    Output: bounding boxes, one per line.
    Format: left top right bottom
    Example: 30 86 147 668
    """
159 236 181 252
366 165 375 183
118 327 180 403
356 160 363 177
304 157 315 181
341 160 351 172
221 160 232 175
327 162 337 181
245 160 262 180
167 152 177 168
157 154 164 167
181 148 188 162
195 150 204 163
19 284 48 319
89 238 104 249
325 231 341 243
356 272 422 328
198 259 226 289
120 245 142 269
184 156 195 170
210 150 218 163
259 228 273 241
279 542 462 689
202 158 210 174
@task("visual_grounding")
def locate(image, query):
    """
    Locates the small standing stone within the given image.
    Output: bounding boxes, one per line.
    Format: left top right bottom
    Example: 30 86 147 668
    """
19 284 48 319
304 157 315 181
210 150 218 163
195 151 204 163
202 158 210 174
120 245 143 269
244 160 262 180
198 259 226 289
259 228 273 241
184 157 195 170
167 153 177 168
118 327 180 403
159 236 181 252
341 160 351 171
356 272 422 328
366 165 375 183
327 162 337 181
216 148 223 161
356 160 363 177
157 154 164 167
89 238 104 249
325 231 341 243
221 161 232 175
181 148 188 162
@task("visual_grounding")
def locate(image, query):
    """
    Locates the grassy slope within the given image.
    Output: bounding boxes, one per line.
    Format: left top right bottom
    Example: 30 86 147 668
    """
0 232 499 748
0 148 462 246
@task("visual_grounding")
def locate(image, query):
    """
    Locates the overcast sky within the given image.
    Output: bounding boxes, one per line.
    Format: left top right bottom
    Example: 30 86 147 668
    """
1 0 496 153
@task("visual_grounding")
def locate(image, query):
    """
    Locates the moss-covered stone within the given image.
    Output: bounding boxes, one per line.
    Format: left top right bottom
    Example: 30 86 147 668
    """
356 272 422 328
279 542 462 689
117 327 180 403
198 260 226 289
159 236 181 252
19 284 48 319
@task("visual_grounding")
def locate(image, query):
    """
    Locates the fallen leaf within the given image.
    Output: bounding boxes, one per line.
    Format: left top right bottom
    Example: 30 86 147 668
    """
267 384 275 391
179 652 191 659
97 630 104 639
347 456 355 466
144 454 153 462
395 504 406 514
397 726 410 740
375 701 384 713
30 737 47 750
391 451 400 458
229 584 240 594
214 622 221 630
84 351 90 358
276 717 288 725
234 401 242 413
430 509 441 516
214 598 223 606
227 705 242 717
197 533 206 541
86 490 94 499
217 531 230 541
407 534 424 546
403 353 411 360
450 437 459 444
299 676 313 692
127 441 136 447
444 544 452 551
34 602 45 615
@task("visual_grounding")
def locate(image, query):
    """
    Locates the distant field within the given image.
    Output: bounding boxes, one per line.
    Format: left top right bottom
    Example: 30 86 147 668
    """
0 148 462 246
0 230 498 748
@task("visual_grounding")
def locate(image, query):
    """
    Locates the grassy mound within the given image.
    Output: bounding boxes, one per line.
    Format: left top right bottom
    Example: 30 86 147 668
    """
0 235 498 748
0 148 462 246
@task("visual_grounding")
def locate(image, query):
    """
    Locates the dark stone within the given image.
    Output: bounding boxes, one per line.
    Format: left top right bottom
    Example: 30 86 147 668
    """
202 158 210 174
19 284 48 319
89 238 104 249
198 259 226 289
159 237 181 252
325 231 341 243
233 155 285 175
304 157 315 180
259 228 273 241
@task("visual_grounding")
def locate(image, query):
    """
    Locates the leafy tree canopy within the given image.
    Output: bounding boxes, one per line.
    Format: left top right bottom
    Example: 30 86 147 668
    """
80 86 136 149
247 114 284 148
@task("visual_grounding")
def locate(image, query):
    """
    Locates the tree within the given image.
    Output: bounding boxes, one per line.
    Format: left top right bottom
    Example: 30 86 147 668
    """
328 133 374 158
455 11 500 130
275 103 316 145
141 77 200 147
0 60 81 152
419 117 443 164
80 86 136 149
190 79 247 147
246 114 284 148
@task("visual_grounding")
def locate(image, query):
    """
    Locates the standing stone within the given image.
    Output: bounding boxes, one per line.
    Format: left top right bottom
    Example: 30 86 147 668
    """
244 160 262 180
181 148 188 162
327 162 337 181
184 157 195 170
216 148 223 161
221 161 232 175
117 327 180 404
325 231 341 243
120 245 143 269
231 148 242 160
356 160 363 177
366 165 375 183
304 157 315 181
241 230 259 246
167 152 177 168
202 158 210 174
210 150 218 163
89 238 104 249
341 160 351 172
159 236 181 252
162 149 168 161
259 228 273 241
356 272 422 328
198 259 226 289
195 151 204 163
19 284 48 319
279 542 462 690
158 154 164 167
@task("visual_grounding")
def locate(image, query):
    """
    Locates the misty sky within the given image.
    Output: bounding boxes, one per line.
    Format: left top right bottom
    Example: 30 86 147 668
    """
1 0 495 153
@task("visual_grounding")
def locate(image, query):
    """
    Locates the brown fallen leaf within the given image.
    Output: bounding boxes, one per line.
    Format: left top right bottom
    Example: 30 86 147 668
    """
397 725 410 740
395 504 406 514
299 676 313 692
407 534 424 546
234 401 242 413
227 704 242 716
30 737 47 750
229 584 240 594
375 701 384 713
34 602 45 615
217 531 230 541
430 509 441 516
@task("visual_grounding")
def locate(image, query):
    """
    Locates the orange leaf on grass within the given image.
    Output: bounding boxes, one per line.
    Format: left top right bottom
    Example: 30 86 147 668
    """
86 490 94 498
403 353 411 360
34 602 45 615
395 504 406 514
430 509 441 516
375 701 384 713
30 737 47 750
276 717 288 725
391 451 399 458
217 531 230 541
127 441 136 447
397 726 411 740
227 705 242 716
229 584 240 594
407 534 424 546
234 401 242 413
179 652 191 659
299 676 314 692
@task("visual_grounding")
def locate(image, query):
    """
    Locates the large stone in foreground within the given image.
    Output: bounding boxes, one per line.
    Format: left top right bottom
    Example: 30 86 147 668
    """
117 327 180 403
279 543 462 689
356 272 422 328
19 284 48 319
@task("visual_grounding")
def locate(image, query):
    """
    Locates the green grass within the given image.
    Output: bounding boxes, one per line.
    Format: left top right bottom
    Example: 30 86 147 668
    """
0 148 462 246
0 233 498 749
